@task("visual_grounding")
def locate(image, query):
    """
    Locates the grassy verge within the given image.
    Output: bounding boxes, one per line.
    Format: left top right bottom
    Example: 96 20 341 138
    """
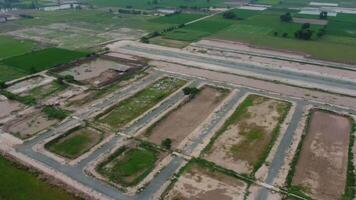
0 90 36 105
0 155 80 200
98 77 186 129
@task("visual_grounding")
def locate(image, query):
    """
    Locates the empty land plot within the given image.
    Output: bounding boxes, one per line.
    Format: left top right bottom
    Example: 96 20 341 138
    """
3 111 59 139
96 142 165 187
142 86 229 149
0 156 79 200
0 97 22 118
1 48 88 74
21 80 68 101
98 77 186 130
203 94 291 174
45 127 104 159
163 159 247 200
289 110 352 200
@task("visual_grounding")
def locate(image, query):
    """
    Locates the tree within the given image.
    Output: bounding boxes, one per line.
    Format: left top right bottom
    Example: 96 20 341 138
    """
183 87 200 97
161 138 172 150
280 12 292 22
295 29 314 40
319 11 328 19
223 11 236 19
282 32 288 37
274 32 278 36
0 81 7 89
301 23 310 30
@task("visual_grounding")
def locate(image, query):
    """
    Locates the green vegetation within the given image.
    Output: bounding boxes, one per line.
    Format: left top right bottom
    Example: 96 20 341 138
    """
183 86 200 98
343 122 355 200
89 0 224 9
98 77 186 129
0 156 79 200
0 90 36 105
42 106 70 120
150 13 205 25
0 64 28 83
0 35 38 60
1 48 88 74
97 143 159 187
161 138 172 150
46 127 103 159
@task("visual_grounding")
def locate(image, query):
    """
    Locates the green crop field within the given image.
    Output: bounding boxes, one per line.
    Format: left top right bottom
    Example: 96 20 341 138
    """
0 156 79 200
0 64 27 82
149 13 205 25
0 35 38 60
46 127 103 159
98 77 186 129
1 48 88 73
89 0 225 9
97 143 158 186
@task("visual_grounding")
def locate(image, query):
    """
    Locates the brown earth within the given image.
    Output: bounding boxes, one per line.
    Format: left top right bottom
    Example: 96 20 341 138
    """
204 95 290 174
292 110 351 200
164 163 247 200
143 86 229 149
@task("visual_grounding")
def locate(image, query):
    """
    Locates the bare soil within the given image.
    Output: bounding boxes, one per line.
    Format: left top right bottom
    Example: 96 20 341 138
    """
0 98 22 119
164 163 247 200
3 111 58 139
204 95 289 174
293 18 328 25
292 110 351 200
143 86 228 149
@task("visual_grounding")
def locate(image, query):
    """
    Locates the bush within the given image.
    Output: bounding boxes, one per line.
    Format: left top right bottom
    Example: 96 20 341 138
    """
42 106 69 120
161 138 172 150
280 12 292 22
183 87 200 97
223 11 237 19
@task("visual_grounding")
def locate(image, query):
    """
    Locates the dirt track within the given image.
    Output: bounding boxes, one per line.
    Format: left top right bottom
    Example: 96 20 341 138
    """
292 110 351 200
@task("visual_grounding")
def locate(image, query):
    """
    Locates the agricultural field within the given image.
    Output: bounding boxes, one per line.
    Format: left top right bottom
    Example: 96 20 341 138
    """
163 159 247 200
88 0 225 9
0 156 79 200
96 142 165 187
97 77 186 130
0 35 39 60
46 126 104 159
0 64 28 83
202 94 291 175
287 110 353 199
1 48 88 74
142 86 229 149
21 80 68 101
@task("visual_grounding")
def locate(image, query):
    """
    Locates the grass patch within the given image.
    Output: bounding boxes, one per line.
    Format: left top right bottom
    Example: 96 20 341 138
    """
0 156 79 200
1 48 89 74
96 142 159 187
42 106 70 120
0 35 38 60
150 13 205 25
98 77 186 129
46 127 103 159
25 80 68 100
0 64 27 83
0 90 36 105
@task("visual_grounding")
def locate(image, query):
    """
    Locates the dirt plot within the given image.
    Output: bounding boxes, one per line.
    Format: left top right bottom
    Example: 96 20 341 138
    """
6 75 47 94
163 161 247 200
0 96 22 119
142 86 229 149
96 141 166 187
291 110 351 200
2 111 59 139
45 127 104 159
203 95 291 174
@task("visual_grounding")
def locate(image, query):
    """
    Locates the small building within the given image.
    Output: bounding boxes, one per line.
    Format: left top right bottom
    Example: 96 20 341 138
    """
0 14 9 23
157 9 177 15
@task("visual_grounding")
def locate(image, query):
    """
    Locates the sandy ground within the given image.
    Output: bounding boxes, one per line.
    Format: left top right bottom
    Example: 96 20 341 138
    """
247 185 283 200
6 75 54 94
142 86 228 149
204 95 289 174
2 111 59 139
292 110 351 200
152 62 356 110
0 98 22 119
164 163 247 200
60 58 131 81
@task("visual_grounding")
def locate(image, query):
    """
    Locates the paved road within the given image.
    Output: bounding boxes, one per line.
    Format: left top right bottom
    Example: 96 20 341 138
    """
120 45 356 95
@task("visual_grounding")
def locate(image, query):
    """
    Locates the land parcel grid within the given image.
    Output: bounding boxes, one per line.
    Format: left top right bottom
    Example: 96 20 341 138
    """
96 141 167 187
141 86 229 149
162 158 248 200
45 126 105 159
97 77 186 130
286 110 354 200
202 94 291 175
